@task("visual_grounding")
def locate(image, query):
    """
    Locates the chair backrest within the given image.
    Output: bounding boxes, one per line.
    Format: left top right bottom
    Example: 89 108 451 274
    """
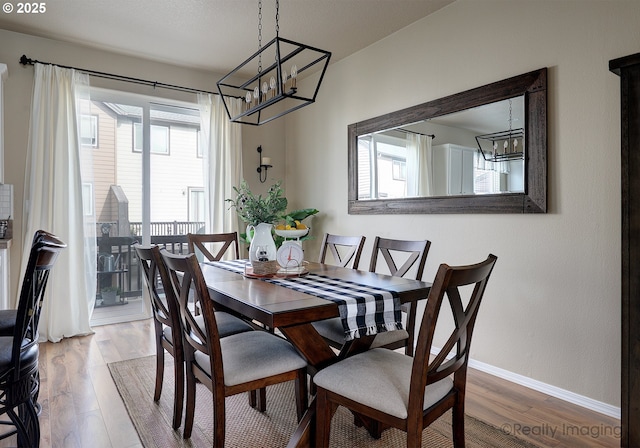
151 234 189 254
187 232 239 262
317 233 366 269
160 250 225 388
12 230 66 374
134 244 182 343
368 237 431 280
409 254 497 416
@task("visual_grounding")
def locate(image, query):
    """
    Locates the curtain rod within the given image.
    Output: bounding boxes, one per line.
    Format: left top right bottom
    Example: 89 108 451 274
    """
397 128 435 139
19 54 219 96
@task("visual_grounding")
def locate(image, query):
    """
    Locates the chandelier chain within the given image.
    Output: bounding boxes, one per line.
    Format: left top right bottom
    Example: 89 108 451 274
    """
257 0 263 73
275 0 280 36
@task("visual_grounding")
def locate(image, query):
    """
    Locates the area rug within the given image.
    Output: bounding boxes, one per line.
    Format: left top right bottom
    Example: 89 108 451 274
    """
109 355 538 448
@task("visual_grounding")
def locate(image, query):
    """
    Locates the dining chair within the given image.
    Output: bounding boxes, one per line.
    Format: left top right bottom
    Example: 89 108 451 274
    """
313 254 498 447
317 233 366 268
314 237 430 356
0 230 66 447
187 232 239 262
0 231 50 337
187 232 240 317
368 237 431 355
135 244 255 430
160 250 309 444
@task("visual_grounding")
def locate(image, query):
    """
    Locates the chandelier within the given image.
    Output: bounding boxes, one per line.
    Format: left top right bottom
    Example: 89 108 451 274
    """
475 98 524 162
216 0 331 126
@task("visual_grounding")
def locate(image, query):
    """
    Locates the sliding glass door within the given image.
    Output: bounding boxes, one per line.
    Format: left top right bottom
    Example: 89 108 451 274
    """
87 89 202 326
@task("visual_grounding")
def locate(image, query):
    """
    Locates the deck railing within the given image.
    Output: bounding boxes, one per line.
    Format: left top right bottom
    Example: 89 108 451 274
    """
95 223 202 308
129 221 205 237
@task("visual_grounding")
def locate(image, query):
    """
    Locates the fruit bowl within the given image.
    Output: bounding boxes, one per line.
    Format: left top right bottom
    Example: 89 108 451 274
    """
274 228 309 238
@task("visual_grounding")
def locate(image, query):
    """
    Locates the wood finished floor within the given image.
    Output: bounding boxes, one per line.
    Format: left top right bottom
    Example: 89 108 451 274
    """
3 318 621 447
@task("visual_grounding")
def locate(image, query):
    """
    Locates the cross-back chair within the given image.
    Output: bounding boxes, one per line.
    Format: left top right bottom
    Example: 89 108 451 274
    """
368 237 431 355
314 254 498 447
160 250 308 444
317 233 366 268
314 237 430 356
0 230 66 447
135 244 255 430
187 232 239 262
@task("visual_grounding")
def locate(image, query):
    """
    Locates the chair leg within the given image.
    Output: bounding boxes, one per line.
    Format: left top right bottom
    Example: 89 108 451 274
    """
314 388 331 448
183 369 197 439
294 369 308 422
154 338 164 402
12 400 40 448
452 400 466 447
172 358 184 430
213 391 226 448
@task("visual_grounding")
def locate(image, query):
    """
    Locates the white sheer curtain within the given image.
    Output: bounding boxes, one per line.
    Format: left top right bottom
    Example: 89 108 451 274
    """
198 94 243 242
406 133 433 197
20 63 96 342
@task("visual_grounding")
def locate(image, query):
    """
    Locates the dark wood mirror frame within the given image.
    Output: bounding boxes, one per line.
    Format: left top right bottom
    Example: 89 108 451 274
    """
348 68 547 214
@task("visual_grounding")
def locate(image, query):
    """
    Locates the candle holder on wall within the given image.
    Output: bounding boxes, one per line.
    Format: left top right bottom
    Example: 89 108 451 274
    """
257 146 273 183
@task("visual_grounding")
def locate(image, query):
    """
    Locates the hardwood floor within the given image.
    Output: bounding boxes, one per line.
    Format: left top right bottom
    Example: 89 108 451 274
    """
3 318 620 447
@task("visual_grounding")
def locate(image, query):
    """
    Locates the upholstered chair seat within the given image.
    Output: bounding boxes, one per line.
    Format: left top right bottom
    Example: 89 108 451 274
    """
314 348 453 419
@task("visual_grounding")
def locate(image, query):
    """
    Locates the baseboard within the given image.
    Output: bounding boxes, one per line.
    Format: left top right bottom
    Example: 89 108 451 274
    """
430 347 621 419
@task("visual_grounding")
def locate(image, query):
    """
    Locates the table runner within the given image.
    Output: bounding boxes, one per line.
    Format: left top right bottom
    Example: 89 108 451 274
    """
206 260 403 341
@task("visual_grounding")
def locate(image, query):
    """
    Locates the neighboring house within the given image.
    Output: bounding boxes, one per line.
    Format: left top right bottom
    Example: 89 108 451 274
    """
81 101 204 234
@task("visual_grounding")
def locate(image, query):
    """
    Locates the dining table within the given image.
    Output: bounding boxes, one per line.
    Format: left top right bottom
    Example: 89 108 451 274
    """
199 259 432 448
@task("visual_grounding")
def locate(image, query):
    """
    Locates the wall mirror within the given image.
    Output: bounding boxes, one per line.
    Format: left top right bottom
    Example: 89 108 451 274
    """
348 68 547 214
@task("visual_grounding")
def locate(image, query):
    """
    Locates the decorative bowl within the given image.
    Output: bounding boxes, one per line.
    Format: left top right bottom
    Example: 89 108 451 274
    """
274 228 309 238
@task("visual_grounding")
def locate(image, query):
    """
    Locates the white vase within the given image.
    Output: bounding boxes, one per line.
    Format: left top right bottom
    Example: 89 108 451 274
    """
247 223 277 263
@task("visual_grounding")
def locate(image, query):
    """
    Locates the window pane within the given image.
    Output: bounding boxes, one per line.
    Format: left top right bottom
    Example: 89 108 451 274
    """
81 115 98 147
150 125 169 154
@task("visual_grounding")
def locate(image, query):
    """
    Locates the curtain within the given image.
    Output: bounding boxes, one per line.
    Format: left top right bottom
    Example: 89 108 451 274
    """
198 94 243 247
20 63 96 342
406 133 433 197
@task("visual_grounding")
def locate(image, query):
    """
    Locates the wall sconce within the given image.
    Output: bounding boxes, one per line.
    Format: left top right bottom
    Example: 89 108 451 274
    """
256 146 272 183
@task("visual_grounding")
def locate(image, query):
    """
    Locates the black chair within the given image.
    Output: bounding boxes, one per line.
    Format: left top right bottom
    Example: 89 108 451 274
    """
0 230 66 447
0 232 47 336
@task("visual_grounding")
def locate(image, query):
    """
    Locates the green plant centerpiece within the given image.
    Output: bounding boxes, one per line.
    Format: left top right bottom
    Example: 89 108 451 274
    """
227 180 288 227
227 180 319 248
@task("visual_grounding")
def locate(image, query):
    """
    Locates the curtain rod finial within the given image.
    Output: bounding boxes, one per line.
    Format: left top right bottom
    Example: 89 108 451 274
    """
20 55 33 66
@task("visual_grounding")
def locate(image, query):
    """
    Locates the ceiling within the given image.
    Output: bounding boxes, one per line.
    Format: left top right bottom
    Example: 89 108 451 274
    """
0 0 454 75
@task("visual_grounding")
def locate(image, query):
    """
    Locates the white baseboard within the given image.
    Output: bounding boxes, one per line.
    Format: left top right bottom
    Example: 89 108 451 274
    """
430 347 621 419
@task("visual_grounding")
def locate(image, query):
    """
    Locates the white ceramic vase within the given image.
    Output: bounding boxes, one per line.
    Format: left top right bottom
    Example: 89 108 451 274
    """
247 223 277 263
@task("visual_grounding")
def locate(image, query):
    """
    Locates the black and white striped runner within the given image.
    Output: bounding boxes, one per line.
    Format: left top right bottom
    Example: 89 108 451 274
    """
207 260 402 340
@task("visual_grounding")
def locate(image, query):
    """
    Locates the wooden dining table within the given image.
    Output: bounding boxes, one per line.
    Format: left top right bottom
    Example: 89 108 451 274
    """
199 260 431 447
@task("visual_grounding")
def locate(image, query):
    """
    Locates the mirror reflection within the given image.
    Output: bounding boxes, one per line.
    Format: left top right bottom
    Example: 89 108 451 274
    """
357 96 525 200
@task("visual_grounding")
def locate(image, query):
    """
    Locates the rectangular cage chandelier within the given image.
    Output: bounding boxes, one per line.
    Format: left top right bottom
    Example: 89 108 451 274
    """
216 0 331 126
476 128 525 162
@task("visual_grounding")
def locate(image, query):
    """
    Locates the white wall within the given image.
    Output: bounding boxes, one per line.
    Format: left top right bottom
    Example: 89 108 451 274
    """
286 0 640 409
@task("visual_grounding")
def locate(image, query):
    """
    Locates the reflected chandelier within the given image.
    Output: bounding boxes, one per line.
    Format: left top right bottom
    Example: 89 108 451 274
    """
475 98 524 162
216 0 331 126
